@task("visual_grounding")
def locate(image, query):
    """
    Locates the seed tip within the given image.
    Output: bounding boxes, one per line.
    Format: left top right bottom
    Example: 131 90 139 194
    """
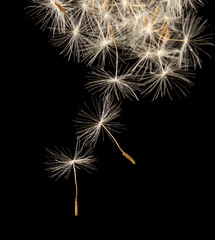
75 200 78 216
122 151 136 164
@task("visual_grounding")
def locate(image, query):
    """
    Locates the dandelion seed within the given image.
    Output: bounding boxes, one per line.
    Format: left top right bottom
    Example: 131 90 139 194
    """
51 24 90 61
86 67 140 101
178 14 213 68
75 95 135 164
28 0 72 33
141 60 194 100
45 138 96 216
74 95 122 147
83 30 115 67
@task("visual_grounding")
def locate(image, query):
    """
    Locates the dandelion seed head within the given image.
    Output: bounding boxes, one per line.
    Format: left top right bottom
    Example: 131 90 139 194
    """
28 0 213 100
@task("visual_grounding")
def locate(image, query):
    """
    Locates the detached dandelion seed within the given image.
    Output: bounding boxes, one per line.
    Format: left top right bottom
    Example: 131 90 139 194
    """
45 139 96 216
75 95 136 164
74 95 122 146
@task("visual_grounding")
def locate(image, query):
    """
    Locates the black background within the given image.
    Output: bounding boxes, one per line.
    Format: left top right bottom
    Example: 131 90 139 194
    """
19 0 214 223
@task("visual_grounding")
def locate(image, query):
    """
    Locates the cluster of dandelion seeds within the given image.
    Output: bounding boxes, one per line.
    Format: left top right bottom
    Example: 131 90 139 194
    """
28 0 213 216
28 0 213 99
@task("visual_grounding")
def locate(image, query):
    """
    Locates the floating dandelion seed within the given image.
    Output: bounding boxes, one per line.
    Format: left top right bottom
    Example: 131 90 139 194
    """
74 95 122 146
75 95 135 164
45 139 96 216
